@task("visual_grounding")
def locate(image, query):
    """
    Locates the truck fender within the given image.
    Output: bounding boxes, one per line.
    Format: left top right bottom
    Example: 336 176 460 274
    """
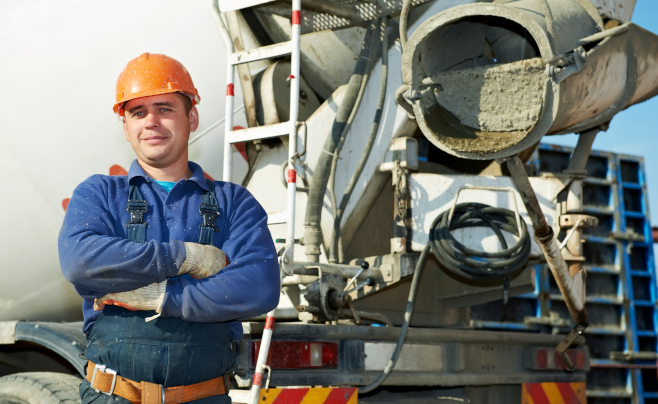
0 321 86 377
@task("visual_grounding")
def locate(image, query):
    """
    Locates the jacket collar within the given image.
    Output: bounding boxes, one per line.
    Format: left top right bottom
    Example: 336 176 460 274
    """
127 160 210 191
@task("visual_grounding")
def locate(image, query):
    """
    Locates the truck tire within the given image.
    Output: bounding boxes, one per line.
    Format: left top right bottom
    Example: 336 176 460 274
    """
0 372 81 404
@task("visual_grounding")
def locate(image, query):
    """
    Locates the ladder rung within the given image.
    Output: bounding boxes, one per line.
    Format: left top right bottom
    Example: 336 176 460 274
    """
227 122 290 144
229 41 292 66
267 211 287 224
219 0 275 13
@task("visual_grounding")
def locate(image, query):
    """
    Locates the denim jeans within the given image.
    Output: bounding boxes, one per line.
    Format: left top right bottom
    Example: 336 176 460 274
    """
80 306 235 404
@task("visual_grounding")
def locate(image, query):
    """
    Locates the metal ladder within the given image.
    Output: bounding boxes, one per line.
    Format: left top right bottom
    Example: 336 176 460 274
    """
214 1 301 403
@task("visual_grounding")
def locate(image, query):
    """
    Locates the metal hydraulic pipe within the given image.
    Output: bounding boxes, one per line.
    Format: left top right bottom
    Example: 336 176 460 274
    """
567 128 600 171
282 275 318 285
564 128 599 278
506 156 588 324
506 157 551 238
211 0 232 50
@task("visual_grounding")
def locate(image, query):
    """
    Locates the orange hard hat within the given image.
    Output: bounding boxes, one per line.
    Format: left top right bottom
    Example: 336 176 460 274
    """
113 53 200 115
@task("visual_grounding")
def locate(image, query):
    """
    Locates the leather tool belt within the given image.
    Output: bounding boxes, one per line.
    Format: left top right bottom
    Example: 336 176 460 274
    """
86 360 229 404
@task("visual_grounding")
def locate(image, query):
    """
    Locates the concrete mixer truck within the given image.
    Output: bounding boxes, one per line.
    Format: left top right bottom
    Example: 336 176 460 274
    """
1 0 657 403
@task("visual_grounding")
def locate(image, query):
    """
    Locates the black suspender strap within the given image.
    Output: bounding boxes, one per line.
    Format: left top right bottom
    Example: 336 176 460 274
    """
125 178 219 245
126 182 148 244
198 179 220 246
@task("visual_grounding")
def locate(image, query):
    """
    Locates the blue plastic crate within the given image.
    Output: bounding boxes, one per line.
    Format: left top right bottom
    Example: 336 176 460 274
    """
475 143 657 404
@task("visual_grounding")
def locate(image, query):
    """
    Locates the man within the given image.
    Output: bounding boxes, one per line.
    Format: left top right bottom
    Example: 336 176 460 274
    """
59 53 280 403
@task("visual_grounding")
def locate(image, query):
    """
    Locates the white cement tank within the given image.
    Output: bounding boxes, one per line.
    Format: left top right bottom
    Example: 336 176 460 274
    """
0 0 252 322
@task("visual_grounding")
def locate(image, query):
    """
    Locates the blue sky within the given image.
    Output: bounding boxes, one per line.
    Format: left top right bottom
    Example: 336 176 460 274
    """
546 0 658 225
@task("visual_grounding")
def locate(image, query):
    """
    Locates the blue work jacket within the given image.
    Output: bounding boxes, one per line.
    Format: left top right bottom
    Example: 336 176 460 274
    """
58 160 280 340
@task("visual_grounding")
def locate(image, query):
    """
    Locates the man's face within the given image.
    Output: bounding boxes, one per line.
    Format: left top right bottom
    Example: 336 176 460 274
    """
122 93 199 168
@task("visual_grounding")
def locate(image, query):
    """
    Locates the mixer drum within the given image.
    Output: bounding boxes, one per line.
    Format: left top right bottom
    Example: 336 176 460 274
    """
400 0 658 159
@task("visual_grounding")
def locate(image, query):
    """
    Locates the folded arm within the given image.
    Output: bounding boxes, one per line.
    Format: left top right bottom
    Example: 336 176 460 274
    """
58 176 183 299
161 184 280 322
92 243 228 312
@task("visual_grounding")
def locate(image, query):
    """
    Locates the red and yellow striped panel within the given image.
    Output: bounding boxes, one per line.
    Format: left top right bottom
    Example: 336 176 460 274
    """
522 382 586 404
259 387 357 404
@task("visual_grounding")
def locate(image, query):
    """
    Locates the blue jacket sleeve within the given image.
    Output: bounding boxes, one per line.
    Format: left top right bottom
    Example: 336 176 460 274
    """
58 175 183 299
161 183 280 323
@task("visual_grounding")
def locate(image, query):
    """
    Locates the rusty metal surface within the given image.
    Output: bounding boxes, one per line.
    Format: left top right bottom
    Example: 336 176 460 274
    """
535 230 588 324
506 156 588 324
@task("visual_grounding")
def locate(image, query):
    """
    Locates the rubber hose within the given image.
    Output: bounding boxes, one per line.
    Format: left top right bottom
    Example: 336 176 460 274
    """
430 203 531 281
303 22 378 262
329 17 388 263
327 21 381 263
358 243 430 394
358 202 530 394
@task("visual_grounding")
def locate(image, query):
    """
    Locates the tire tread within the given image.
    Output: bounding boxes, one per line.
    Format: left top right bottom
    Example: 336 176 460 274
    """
0 372 81 404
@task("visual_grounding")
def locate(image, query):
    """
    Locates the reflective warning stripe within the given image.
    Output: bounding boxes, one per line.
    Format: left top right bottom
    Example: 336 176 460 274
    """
288 168 297 184
292 10 301 25
260 387 357 404
522 383 586 404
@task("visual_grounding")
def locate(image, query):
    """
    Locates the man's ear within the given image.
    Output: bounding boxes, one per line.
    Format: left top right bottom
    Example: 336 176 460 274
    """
189 106 200 132
122 117 130 142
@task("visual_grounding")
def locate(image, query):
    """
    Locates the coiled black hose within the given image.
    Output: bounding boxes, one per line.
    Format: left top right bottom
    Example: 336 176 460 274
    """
359 203 530 394
431 202 531 281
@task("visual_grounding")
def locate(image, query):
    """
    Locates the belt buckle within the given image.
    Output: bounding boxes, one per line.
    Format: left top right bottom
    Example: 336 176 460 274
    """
90 363 118 396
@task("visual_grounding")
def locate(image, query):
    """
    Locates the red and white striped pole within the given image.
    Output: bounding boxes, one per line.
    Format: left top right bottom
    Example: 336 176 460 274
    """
286 0 301 253
223 63 235 182
248 2 301 403
223 78 235 183
247 312 276 404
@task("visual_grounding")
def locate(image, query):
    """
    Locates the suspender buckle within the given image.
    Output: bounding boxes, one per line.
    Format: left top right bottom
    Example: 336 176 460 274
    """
91 363 118 396
199 203 220 232
127 200 148 224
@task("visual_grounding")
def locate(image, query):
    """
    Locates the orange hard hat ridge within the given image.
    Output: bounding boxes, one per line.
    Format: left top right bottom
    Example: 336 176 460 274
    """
113 53 200 115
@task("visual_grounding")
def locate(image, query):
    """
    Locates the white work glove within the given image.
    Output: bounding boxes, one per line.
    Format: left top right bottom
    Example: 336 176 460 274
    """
93 281 166 315
177 242 227 279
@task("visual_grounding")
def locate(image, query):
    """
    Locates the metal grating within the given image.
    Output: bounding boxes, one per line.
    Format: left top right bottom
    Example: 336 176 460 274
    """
471 143 657 404
255 0 433 33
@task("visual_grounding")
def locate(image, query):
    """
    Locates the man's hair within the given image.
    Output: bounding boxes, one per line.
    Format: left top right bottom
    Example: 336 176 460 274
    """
177 92 193 115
